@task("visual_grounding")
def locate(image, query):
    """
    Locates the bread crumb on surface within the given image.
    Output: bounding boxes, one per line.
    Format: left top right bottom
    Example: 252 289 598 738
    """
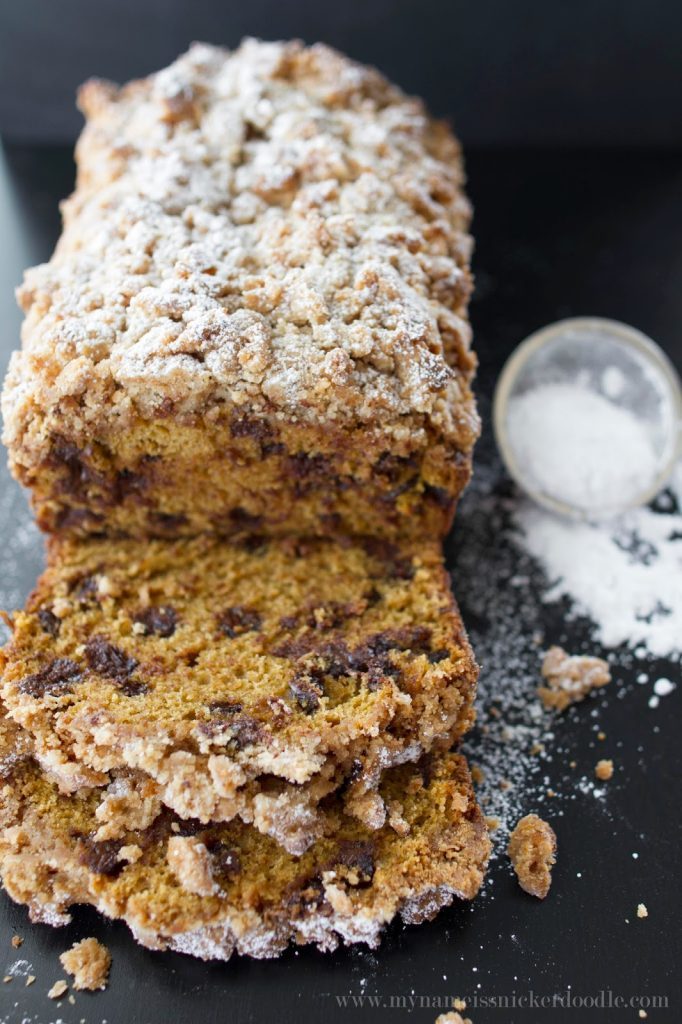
452 998 467 1011
59 937 111 991
538 646 611 712
435 1013 472 1024
2 976 10 984
595 759 614 781
639 1010 648 1019
508 814 557 899
48 980 68 999
11 935 23 948
25 975 35 986
637 903 648 919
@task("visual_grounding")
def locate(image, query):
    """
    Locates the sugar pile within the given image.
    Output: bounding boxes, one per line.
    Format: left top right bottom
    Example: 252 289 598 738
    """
505 382 661 513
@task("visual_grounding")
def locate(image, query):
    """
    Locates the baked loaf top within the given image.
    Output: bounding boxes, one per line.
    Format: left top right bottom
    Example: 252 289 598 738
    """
2 39 476 453
0 713 490 960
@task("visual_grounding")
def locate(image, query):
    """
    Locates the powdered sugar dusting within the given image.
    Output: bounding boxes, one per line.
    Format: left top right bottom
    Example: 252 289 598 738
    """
515 463 682 658
3 39 477 462
455 455 681 852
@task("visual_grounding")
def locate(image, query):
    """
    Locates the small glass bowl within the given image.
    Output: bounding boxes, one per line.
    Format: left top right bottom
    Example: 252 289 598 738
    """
493 317 682 519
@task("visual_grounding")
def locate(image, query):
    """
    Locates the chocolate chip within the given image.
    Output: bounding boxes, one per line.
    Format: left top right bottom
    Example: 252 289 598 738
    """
134 606 178 638
54 507 104 532
85 637 138 682
37 608 61 637
217 607 261 638
285 877 326 916
374 452 418 482
427 649 450 664
289 671 324 713
261 442 285 457
149 512 188 533
115 468 148 498
424 483 454 509
199 712 263 749
79 837 124 876
207 701 243 715
18 658 81 698
117 678 150 697
73 575 100 602
206 841 241 878
227 507 263 529
230 415 273 443
382 474 419 503
359 537 415 580
171 817 205 839
286 453 331 479
332 840 375 884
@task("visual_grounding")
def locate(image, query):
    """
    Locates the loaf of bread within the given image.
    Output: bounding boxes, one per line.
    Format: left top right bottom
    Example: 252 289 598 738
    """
2 39 477 540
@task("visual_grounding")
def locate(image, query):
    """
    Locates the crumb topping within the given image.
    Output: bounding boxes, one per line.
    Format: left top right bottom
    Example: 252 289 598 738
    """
47 979 68 999
594 758 614 781
59 937 111 991
507 813 556 899
538 645 611 712
3 39 476 454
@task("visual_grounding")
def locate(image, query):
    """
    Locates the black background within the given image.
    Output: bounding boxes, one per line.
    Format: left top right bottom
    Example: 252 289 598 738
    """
0 0 681 147
0 1 681 1022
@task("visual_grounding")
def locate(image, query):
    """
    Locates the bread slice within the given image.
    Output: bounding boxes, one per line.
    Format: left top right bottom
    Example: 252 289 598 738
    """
0 711 490 961
0 533 477 853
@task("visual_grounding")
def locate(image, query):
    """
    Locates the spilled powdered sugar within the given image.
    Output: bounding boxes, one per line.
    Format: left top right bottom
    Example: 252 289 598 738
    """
515 461 682 658
455 455 681 851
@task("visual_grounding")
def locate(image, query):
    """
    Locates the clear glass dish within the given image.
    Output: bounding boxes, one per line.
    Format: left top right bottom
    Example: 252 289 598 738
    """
493 317 682 519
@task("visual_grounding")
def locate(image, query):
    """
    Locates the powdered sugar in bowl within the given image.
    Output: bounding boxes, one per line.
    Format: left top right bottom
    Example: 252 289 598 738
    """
493 317 682 519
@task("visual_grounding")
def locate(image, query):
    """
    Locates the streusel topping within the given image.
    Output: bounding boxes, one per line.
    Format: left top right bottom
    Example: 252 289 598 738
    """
3 39 475 449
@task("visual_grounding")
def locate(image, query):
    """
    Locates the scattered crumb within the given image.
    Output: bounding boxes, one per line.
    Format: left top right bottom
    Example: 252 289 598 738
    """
2 976 11 984
597 731 606 741
639 1011 648 1019
453 999 467 1011
25 975 35 986
508 814 557 899
435 1014 472 1024
68 994 76 1005
470 764 484 785
538 646 611 711
485 816 500 832
11 936 23 949
60 937 112 992
530 742 544 756
48 980 68 999
569 760 577 768
595 759 614 781
637 903 648 919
